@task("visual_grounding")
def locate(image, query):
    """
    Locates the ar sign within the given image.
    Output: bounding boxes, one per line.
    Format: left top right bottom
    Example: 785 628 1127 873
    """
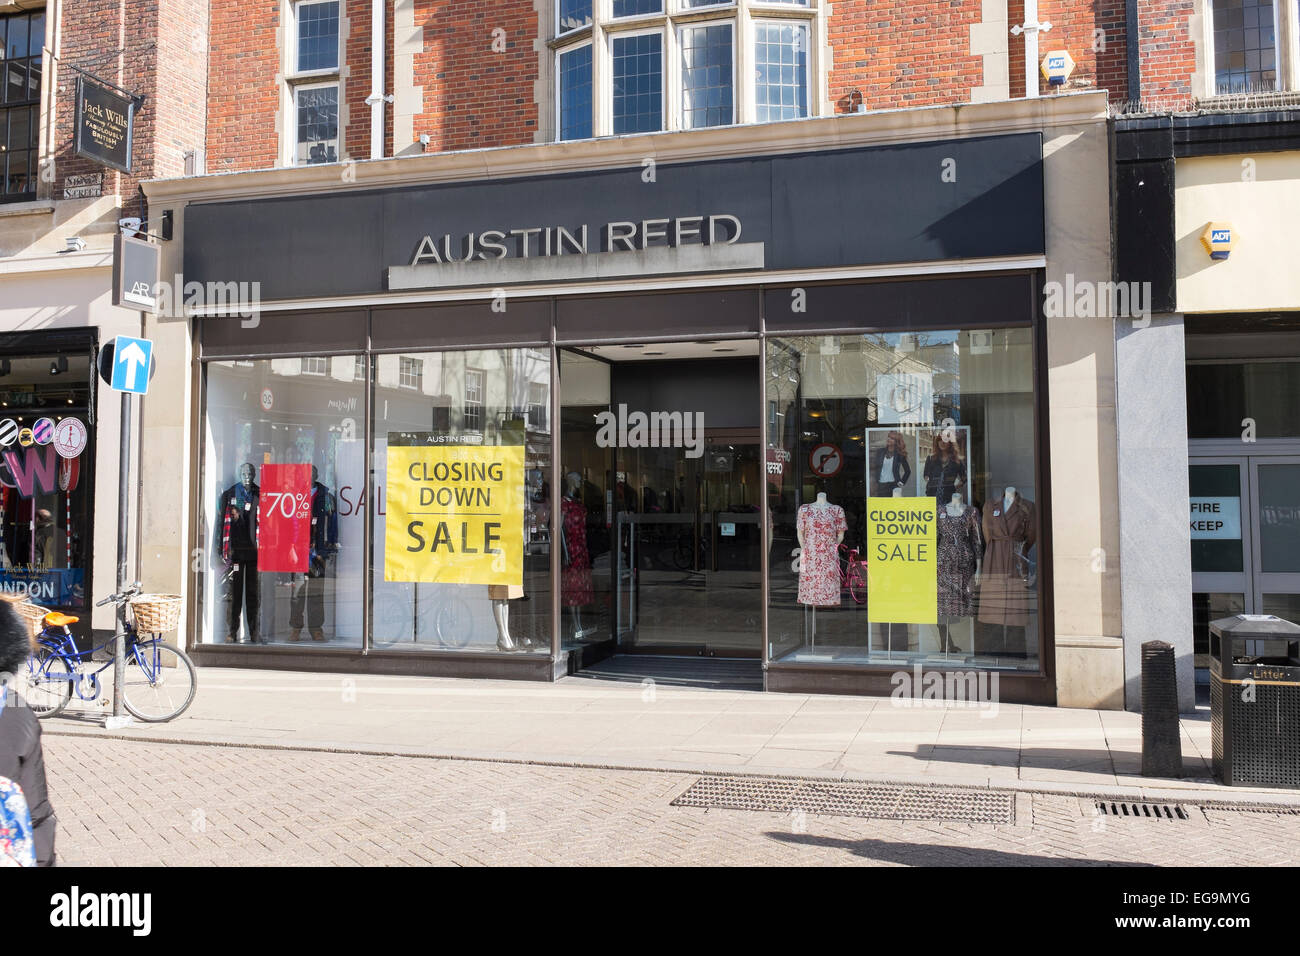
1201 221 1234 260
1040 50 1075 86
109 335 154 395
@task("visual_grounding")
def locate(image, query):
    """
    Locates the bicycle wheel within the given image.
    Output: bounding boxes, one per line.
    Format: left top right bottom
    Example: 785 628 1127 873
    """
847 563 868 605
121 640 197 722
435 599 472 648
17 644 73 719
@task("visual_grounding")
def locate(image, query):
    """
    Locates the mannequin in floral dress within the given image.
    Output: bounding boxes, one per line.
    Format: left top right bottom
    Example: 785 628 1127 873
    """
560 472 594 635
796 493 846 606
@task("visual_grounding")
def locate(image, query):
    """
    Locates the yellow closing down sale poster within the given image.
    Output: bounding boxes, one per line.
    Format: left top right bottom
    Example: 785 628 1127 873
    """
385 443 524 586
866 497 937 624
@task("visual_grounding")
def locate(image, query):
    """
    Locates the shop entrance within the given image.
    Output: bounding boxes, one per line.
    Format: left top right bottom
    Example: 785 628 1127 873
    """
560 343 762 661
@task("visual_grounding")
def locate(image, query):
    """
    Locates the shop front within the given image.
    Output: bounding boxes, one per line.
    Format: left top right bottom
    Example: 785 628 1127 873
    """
146 94 1118 704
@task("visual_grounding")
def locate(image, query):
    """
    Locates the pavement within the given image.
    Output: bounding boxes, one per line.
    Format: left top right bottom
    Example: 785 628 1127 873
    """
36 660 1300 805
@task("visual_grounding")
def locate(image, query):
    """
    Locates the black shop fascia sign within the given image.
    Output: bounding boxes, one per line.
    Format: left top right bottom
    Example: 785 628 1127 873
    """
73 74 142 175
183 132 1046 301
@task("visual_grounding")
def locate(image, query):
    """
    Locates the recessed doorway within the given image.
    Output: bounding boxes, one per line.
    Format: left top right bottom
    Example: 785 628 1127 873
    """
559 341 762 667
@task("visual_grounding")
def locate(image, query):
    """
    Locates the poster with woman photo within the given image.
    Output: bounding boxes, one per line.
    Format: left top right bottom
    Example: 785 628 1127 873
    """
914 425 972 506
865 428 919 498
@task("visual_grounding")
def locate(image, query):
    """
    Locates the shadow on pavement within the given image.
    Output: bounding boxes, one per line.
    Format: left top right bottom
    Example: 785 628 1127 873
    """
765 831 1153 866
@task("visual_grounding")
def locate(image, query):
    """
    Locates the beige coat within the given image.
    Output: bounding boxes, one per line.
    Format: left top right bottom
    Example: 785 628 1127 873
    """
977 494 1036 627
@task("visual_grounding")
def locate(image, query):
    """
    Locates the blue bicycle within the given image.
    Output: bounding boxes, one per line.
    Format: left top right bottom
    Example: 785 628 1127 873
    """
21 584 197 722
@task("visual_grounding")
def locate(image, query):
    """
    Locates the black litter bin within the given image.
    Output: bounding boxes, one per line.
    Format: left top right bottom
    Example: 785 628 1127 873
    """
1209 614 1300 788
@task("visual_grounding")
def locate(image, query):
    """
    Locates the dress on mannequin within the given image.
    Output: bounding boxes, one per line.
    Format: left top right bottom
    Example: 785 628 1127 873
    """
560 493 593 608
977 488 1036 627
796 498 846 606
937 497 982 618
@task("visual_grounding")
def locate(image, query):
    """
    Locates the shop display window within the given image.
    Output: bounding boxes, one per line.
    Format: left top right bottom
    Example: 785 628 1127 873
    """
765 329 1041 672
199 357 365 646
370 349 552 654
0 352 93 609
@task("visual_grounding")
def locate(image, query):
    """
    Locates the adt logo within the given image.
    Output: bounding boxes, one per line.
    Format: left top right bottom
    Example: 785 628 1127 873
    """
1211 229 1231 242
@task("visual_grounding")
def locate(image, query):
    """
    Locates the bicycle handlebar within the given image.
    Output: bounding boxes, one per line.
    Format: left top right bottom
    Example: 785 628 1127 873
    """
95 582 143 608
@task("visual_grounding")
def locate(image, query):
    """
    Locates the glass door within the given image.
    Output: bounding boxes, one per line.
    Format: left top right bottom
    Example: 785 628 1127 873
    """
1250 458 1300 623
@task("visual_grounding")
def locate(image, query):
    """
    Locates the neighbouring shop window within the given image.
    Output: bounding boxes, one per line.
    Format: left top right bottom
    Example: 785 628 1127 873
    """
371 349 552 654
766 328 1041 672
1187 360 1300 438
0 8 44 201
0 351 92 609
554 0 816 139
199 357 363 647
1211 0 1276 93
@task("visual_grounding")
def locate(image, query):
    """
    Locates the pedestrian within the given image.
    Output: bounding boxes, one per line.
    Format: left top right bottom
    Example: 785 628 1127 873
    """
0 595 56 866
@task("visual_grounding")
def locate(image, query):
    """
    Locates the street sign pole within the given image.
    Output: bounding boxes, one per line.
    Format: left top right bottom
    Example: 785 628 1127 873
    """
112 390 132 717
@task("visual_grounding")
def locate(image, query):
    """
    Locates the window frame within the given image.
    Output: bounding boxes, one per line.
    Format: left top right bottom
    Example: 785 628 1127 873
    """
555 38 595 142
464 367 486 433
607 25 668 135
751 17 812 123
1202 0 1300 96
0 7 45 204
398 355 424 391
676 18 737 129
551 0 819 142
289 79 341 167
290 0 342 78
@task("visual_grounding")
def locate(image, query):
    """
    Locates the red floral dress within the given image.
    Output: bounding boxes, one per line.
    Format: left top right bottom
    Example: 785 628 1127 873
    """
561 496 594 607
797 503 846 606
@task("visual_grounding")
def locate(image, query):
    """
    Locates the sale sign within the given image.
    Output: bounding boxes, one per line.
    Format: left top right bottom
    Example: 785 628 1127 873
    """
866 497 937 624
259 463 312 572
384 441 524 586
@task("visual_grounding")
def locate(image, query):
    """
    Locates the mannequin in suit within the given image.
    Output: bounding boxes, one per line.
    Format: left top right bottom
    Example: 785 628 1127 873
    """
289 466 338 642
215 462 261 644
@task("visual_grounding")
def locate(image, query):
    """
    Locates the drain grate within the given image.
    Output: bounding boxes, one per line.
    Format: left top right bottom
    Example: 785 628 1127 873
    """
1095 800 1190 820
672 776 1015 824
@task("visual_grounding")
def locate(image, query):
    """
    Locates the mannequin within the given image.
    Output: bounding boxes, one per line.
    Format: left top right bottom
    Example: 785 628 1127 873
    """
936 492 982 654
560 471 594 638
796 492 846 646
977 485 1037 656
215 462 261 644
289 466 338 642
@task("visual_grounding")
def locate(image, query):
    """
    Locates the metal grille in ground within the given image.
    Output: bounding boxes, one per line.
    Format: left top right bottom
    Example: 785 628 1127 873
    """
672 776 1016 824
1094 801 1190 821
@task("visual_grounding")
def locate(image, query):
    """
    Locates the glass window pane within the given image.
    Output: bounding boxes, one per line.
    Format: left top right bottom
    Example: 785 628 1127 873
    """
1212 0 1276 93
7 60 26 104
198 358 365 646
612 0 662 15
611 33 662 134
754 22 807 123
1258 464 1300 573
681 23 733 129
7 103 27 150
558 0 592 33
295 85 338 165
0 352 94 609
371 349 553 654
766 329 1040 673
1262 593 1300 624
297 0 339 72
6 15 25 61
1189 464 1244 573
1187 361 1300 438
1192 592 1245 668
27 53 40 101
682 0 731 7
558 44 593 141
28 11 43 57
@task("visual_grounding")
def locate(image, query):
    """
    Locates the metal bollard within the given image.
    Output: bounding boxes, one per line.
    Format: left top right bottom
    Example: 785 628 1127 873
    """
1141 640 1182 778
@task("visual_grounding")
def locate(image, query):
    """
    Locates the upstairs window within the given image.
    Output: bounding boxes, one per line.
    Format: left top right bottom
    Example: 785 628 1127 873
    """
1211 0 1277 93
554 0 818 142
1 8 44 201
288 0 340 165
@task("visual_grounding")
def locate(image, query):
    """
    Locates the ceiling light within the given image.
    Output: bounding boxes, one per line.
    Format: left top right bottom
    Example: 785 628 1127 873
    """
643 350 665 356
622 344 644 349
712 347 737 353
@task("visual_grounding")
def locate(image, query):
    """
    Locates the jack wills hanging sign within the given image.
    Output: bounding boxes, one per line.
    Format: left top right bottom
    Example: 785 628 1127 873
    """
74 76 136 174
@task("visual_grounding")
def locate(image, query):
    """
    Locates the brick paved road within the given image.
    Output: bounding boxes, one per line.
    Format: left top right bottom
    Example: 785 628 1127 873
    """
43 736 1300 866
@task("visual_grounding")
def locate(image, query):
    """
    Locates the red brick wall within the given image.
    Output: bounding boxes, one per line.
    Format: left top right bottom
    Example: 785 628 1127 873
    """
343 0 395 160
1007 1 1129 104
829 0 983 112
207 0 280 171
50 0 206 212
1136 0 1197 102
412 0 537 152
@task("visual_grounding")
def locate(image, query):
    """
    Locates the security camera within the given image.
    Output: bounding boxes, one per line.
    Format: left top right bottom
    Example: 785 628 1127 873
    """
119 217 143 235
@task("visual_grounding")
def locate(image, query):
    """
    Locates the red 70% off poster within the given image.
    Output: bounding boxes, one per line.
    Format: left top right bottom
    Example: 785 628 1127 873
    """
259 463 312 573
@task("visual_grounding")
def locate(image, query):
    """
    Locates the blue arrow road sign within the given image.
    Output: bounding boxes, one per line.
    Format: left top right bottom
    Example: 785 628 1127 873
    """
110 335 153 395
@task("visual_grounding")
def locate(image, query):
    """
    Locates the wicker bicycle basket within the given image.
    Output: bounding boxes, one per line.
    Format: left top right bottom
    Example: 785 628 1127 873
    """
11 600 50 637
130 594 183 634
